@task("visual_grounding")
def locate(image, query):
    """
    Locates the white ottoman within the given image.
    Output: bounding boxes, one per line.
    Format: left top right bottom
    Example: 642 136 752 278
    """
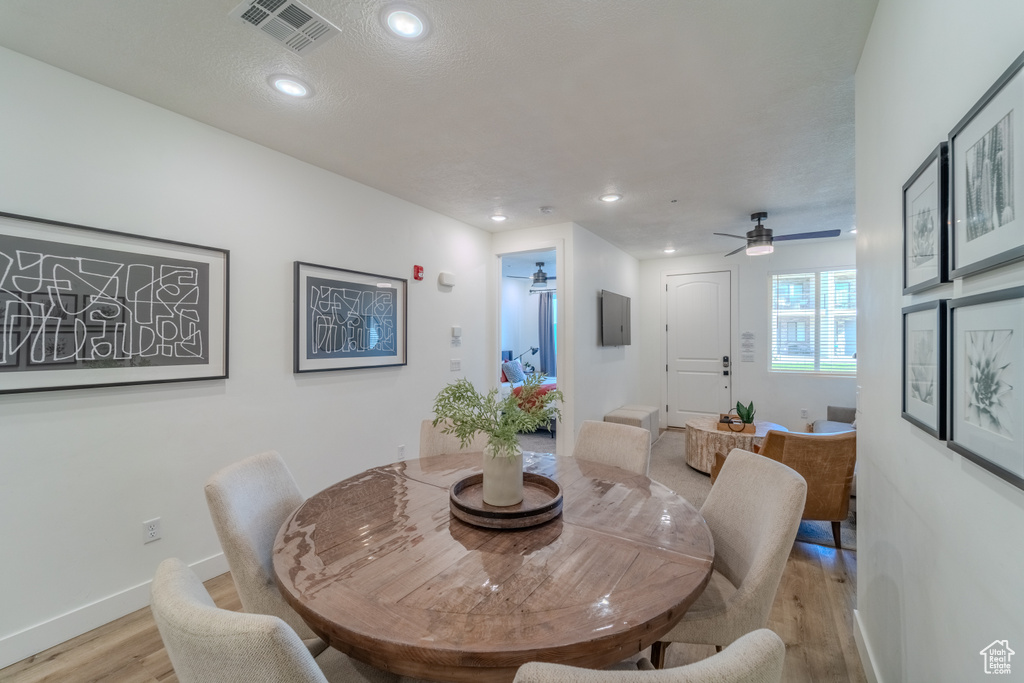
604 404 660 444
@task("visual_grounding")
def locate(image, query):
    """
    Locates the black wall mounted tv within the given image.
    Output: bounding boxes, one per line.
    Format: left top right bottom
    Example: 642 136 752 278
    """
600 290 631 346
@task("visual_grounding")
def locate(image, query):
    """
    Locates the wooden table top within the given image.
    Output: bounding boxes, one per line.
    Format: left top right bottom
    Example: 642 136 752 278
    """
684 414 789 437
272 452 714 683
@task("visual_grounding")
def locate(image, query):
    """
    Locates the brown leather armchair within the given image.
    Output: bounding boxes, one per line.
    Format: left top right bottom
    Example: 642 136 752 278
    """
712 430 856 548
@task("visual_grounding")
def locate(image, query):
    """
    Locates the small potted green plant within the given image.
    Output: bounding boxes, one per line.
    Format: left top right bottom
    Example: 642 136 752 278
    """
433 373 562 506
735 400 755 425
718 401 756 433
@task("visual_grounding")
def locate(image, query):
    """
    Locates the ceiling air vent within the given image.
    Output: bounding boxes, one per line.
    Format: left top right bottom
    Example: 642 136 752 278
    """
229 0 339 56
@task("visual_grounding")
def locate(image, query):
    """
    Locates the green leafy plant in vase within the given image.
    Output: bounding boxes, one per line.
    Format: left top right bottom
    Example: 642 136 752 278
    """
433 373 562 506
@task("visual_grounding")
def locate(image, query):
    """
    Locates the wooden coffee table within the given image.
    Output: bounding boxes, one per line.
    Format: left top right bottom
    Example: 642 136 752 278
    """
273 451 714 682
684 415 788 473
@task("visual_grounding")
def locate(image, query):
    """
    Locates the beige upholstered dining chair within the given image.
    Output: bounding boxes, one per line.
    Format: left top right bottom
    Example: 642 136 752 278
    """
204 451 325 655
419 418 490 457
571 420 651 476
512 628 785 682
151 558 400 683
649 449 805 666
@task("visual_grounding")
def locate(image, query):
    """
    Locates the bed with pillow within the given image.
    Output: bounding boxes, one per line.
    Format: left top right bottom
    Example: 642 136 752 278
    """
500 359 557 435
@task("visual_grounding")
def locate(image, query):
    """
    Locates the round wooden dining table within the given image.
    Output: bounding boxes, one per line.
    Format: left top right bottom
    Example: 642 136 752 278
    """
272 451 714 683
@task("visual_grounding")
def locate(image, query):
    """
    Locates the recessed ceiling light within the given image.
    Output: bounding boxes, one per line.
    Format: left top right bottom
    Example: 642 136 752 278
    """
850 228 858 234
386 9 425 38
600 193 623 203
663 248 677 254
269 75 312 98
490 215 507 222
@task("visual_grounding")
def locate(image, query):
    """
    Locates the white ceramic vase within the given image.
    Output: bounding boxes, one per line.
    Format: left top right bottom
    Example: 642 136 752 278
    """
482 443 524 506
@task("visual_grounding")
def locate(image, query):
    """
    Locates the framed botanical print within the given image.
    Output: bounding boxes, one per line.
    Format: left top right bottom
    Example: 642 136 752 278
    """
902 300 947 438
0 211 229 394
903 143 948 293
949 49 1024 278
948 286 1024 490
294 261 407 373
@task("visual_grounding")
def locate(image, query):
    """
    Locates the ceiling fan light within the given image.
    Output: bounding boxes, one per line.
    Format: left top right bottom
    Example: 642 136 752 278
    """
746 243 774 256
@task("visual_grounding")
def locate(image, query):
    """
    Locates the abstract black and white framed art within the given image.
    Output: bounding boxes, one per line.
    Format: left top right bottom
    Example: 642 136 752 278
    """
903 143 949 293
294 261 407 373
0 211 229 394
949 49 1024 278
948 286 1024 490
902 299 947 438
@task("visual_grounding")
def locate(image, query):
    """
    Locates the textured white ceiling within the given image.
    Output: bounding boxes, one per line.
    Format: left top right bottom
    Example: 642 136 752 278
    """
0 0 876 259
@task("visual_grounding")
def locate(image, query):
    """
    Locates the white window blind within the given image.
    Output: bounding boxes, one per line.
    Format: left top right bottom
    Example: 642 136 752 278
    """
770 269 856 374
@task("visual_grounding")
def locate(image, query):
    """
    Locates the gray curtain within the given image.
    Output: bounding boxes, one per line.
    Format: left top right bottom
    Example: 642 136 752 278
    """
538 292 556 377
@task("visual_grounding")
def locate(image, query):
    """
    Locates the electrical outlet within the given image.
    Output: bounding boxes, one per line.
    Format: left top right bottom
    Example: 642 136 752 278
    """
398 444 405 458
143 518 161 544
450 359 461 371
800 408 808 419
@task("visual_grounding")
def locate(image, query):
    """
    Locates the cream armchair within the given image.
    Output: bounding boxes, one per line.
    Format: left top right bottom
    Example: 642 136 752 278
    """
650 449 805 663
513 628 785 682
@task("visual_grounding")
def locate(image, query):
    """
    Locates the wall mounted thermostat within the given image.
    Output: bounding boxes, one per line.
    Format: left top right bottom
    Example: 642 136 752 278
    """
413 265 424 281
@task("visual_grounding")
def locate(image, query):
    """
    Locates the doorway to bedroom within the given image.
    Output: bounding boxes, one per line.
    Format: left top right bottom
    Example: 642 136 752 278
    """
500 249 558 452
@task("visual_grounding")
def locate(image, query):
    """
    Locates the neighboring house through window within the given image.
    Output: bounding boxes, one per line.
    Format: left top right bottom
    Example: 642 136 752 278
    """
770 268 856 374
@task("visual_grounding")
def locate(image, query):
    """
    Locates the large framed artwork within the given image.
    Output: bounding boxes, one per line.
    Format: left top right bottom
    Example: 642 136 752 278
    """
294 261 407 373
949 49 1024 278
0 211 229 394
948 287 1024 490
902 300 947 438
903 143 949 293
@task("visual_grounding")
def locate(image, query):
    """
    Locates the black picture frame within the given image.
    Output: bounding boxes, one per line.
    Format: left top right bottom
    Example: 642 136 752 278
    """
0 211 229 394
949 49 1024 279
294 261 407 373
903 143 949 293
902 299 947 438
948 286 1024 491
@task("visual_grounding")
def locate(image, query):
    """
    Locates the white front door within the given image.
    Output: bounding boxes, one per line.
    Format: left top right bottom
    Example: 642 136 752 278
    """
666 271 732 427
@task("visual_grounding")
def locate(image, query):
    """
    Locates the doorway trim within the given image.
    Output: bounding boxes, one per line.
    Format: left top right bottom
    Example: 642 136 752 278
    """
495 238 570 456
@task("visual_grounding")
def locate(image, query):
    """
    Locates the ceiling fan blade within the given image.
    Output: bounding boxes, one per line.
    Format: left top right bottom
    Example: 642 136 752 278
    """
773 229 842 242
713 232 747 240
508 275 531 279
724 245 746 257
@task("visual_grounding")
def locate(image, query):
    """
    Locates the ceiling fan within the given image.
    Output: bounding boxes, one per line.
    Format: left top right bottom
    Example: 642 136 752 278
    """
716 212 841 256
509 262 556 287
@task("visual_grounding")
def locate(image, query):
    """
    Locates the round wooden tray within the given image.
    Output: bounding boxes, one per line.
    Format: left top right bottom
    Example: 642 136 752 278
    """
449 472 563 529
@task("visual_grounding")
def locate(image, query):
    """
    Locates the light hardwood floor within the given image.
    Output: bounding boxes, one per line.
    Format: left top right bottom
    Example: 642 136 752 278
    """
0 542 864 683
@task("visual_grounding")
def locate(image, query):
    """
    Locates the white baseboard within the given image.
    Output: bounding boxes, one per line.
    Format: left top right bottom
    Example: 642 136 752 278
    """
0 553 228 670
853 608 881 683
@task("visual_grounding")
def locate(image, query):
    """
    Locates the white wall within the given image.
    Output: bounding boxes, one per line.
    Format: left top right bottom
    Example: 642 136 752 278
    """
638 239 857 431
571 225 641 429
856 2 1024 681
0 47 493 667
500 277 541 365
